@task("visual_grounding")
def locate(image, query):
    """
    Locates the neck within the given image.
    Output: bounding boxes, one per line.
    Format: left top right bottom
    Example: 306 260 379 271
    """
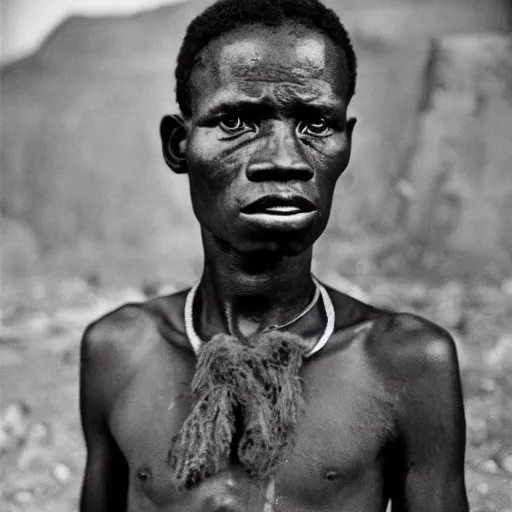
197 232 315 339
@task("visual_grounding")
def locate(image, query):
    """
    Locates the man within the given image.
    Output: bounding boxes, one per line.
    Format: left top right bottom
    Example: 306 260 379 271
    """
79 0 469 510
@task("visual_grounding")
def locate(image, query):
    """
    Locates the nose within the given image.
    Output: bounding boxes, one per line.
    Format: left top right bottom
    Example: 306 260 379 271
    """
246 125 313 182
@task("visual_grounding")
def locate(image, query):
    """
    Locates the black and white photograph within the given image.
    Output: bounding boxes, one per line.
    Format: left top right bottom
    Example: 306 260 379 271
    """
1 0 512 511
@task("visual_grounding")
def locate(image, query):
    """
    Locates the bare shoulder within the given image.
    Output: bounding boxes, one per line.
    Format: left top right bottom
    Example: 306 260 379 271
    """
80 289 191 400
368 311 460 379
367 314 467 509
363 309 465 439
81 302 150 367
324 283 459 379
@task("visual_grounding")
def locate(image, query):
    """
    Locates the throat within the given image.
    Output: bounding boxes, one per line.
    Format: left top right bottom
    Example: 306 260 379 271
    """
197 257 317 339
198 273 318 340
185 274 335 360
228 284 319 339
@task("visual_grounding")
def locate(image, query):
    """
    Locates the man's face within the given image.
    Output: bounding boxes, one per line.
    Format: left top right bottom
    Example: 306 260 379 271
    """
183 23 354 255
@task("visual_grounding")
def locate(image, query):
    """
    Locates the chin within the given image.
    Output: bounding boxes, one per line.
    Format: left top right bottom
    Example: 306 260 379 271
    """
201 216 326 258
248 215 327 250
235 232 318 258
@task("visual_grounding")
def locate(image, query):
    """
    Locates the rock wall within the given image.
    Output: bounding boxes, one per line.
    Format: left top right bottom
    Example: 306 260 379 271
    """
1 0 511 285
401 35 512 273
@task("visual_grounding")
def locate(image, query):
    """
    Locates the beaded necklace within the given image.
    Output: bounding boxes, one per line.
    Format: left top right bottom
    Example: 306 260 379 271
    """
184 275 335 358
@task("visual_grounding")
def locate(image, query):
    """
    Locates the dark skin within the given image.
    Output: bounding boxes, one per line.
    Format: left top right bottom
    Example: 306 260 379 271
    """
80 23 469 512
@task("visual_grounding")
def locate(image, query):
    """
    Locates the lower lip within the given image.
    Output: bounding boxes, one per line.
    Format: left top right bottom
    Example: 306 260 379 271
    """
240 210 317 230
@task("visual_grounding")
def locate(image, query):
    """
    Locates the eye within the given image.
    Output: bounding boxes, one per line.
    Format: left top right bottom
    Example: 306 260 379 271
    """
218 116 252 135
299 118 332 137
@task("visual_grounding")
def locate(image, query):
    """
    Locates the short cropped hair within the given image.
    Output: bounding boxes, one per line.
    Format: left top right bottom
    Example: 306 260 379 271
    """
175 0 357 117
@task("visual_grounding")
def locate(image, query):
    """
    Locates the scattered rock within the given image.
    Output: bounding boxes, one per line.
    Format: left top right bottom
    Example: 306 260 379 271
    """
477 482 490 495
482 459 501 474
14 490 33 504
486 335 512 369
26 313 52 333
497 451 512 475
433 281 465 329
0 402 31 454
53 463 71 484
16 423 53 471
28 423 50 444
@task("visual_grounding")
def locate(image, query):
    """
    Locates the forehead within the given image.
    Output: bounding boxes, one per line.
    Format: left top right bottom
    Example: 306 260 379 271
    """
188 23 349 113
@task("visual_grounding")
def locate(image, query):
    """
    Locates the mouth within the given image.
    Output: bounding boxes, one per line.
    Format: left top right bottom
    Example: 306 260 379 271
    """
240 194 317 231
241 195 317 216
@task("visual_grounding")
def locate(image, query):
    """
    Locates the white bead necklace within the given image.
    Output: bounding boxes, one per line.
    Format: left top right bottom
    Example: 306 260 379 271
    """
184 275 335 358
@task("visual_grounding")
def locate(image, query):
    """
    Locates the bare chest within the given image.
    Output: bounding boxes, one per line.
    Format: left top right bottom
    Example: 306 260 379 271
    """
108 333 396 511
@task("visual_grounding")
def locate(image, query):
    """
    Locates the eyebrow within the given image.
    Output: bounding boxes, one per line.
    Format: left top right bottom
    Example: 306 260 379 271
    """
204 100 274 118
200 98 343 120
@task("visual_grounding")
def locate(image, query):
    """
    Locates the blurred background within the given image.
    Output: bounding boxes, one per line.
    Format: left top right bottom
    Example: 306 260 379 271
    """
1 0 511 510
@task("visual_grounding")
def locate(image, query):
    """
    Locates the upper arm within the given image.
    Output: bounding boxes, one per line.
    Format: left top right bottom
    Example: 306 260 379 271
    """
79 320 129 512
388 315 469 512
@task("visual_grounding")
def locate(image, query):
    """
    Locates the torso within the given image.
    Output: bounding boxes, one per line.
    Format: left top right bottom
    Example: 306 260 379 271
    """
92 285 410 512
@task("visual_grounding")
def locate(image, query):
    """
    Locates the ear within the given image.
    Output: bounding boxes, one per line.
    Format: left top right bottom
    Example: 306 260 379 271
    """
343 116 357 163
160 114 188 174
346 117 357 147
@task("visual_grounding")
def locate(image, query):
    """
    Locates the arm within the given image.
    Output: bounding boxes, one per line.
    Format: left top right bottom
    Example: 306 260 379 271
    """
80 323 129 512
389 315 469 512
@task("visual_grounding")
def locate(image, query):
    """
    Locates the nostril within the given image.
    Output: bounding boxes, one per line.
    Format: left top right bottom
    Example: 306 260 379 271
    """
245 161 313 182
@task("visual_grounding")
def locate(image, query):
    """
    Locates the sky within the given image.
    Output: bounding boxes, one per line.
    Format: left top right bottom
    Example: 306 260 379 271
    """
1 0 187 64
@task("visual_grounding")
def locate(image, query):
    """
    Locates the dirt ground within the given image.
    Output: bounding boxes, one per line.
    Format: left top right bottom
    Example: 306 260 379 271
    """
1 276 511 512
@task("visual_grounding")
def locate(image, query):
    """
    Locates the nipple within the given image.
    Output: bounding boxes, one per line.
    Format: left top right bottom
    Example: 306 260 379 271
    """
324 469 338 481
136 467 152 485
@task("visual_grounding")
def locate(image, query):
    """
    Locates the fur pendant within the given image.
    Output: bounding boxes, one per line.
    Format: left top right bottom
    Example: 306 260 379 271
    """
168 331 311 490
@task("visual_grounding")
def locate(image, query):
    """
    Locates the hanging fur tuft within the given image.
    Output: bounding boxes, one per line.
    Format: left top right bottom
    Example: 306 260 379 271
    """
168 331 311 490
